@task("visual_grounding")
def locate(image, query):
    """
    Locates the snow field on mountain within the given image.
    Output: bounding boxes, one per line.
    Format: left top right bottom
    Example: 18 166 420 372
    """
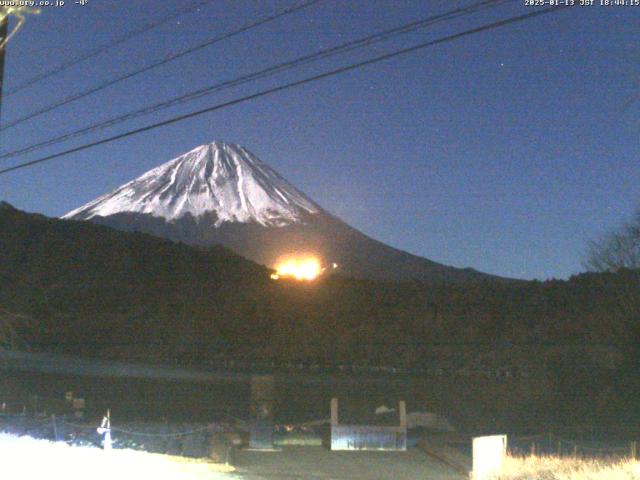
64 141 320 227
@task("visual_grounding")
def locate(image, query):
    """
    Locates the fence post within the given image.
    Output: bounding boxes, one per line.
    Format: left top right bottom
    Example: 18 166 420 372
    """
472 435 507 480
97 409 112 450
51 414 59 442
330 398 338 426
249 375 275 450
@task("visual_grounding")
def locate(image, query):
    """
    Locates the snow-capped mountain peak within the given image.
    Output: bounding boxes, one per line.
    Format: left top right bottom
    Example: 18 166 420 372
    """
63 141 321 227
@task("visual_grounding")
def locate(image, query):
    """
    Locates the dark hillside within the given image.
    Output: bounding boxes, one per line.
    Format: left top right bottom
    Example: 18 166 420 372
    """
1 203 638 429
1 203 637 366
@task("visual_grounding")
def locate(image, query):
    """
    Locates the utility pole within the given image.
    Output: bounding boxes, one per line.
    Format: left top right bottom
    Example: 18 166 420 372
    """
0 16 7 125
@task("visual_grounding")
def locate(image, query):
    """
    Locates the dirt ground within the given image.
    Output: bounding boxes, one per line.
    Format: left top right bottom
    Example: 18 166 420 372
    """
232 446 467 480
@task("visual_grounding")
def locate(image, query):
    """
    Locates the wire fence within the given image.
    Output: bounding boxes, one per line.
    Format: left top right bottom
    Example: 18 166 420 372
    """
508 432 635 459
0 411 238 458
2 390 639 465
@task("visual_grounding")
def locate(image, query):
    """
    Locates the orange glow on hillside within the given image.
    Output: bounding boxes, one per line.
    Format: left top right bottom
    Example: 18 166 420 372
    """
274 256 322 281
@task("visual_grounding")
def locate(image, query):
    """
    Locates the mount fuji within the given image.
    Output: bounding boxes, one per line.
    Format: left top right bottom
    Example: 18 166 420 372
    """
64 141 494 283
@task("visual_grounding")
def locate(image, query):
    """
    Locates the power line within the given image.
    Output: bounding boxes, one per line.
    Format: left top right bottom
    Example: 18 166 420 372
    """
0 0 512 162
0 5 571 177
0 0 321 132
4 0 216 96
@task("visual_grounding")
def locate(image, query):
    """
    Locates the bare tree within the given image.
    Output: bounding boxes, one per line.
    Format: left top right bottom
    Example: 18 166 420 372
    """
585 210 640 273
584 210 640 374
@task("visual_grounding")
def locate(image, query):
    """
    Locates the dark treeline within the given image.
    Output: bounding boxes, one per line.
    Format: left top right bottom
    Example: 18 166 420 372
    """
1 202 638 365
1 202 639 428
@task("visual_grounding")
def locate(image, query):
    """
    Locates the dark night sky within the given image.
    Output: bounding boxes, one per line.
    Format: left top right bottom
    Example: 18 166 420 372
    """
0 1 638 280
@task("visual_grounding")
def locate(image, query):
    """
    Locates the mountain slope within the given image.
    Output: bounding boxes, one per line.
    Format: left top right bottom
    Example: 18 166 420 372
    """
64 141 497 283
63 141 320 227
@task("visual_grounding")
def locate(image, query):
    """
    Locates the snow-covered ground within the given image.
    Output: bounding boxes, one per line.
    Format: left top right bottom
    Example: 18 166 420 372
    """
0 433 240 480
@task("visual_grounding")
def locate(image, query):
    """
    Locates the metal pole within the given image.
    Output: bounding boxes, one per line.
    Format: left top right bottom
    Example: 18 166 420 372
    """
51 414 59 441
0 16 8 124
